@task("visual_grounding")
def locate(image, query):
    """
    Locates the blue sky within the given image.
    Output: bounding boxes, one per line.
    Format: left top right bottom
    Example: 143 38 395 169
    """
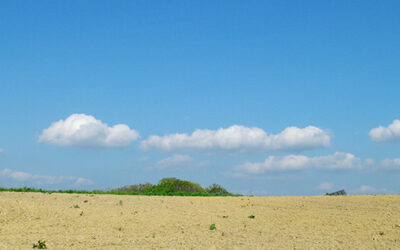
1 1 399 195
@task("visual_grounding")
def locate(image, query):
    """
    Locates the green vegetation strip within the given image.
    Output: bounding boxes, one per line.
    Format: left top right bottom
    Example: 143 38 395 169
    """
0 178 241 197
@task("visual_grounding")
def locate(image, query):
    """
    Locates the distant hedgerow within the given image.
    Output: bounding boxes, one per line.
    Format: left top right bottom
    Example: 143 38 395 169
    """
0 178 241 197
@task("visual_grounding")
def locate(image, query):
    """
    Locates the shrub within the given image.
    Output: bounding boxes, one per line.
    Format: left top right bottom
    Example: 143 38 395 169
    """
32 240 47 249
157 178 205 193
111 183 153 193
206 183 231 195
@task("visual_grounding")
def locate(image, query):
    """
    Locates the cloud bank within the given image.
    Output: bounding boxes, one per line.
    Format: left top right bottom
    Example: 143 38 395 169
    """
0 168 94 187
379 158 400 170
38 114 139 147
141 125 330 152
369 119 400 142
352 185 388 195
233 152 362 175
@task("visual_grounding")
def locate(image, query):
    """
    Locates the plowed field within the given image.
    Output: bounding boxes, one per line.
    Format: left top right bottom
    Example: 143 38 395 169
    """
1 192 399 249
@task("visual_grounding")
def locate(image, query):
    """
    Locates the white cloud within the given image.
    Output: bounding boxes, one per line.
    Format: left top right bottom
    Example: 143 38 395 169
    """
352 185 388 195
369 119 400 142
312 152 363 170
74 177 94 186
141 125 330 152
365 158 400 171
0 148 5 157
233 152 363 175
38 114 139 147
379 158 400 170
365 158 375 166
0 168 94 187
316 182 334 191
155 154 194 169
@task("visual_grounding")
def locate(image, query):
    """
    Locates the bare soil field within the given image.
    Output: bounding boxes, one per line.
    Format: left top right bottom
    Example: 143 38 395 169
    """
1 192 399 249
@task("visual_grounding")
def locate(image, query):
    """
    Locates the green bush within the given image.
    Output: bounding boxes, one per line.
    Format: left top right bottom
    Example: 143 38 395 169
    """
157 178 205 193
111 183 153 193
206 183 230 195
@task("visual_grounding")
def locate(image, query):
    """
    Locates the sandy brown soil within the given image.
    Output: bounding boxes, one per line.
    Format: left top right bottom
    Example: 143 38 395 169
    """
0 192 399 249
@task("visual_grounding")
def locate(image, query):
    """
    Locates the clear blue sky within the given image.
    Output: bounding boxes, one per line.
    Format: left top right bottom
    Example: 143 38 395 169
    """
1 1 399 195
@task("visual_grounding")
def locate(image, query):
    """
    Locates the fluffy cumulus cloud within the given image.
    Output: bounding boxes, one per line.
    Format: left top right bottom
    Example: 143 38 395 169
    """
0 168 94 187
233 152 363 175
38 114 139 147
155 154 194 170
141 125 330 152
369 119 400 142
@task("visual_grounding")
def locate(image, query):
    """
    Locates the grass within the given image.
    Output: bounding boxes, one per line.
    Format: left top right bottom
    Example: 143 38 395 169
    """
32 240 47 249
248 215 255 219
209 224 216 230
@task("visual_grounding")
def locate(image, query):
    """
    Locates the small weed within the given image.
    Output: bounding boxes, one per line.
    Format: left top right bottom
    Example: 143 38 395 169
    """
119 200 123 206
248 215 255 219
222 215 228 218
80 211 84 216
209 224 216 230
83 200 88 203
221 232 225 236
118 227 123 231
32 240 47 249
73 205 80 208
152 233 156 238
379 232 385 236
